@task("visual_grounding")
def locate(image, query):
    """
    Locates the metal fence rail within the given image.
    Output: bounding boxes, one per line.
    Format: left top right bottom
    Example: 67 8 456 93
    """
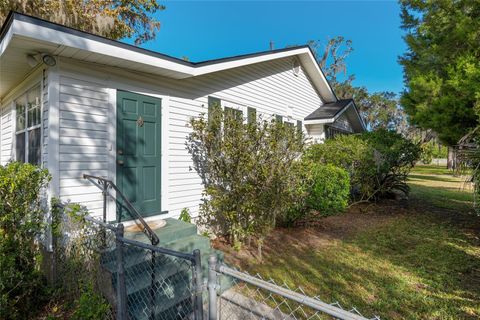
207 255 380 320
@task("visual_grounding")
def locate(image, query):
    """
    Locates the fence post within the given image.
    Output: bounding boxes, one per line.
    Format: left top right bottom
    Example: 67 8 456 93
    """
116 223 128 320
207 254 218 320
193 249 204 320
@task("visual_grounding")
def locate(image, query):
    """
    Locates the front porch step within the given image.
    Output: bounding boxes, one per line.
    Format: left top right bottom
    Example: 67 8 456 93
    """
125 218 198 244
100 218 222 319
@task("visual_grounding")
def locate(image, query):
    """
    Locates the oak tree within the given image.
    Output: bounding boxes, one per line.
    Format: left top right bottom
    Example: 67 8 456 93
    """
0 0 165 45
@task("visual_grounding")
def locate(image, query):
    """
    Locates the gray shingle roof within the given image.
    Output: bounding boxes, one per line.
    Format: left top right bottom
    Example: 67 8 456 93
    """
304 99 353 120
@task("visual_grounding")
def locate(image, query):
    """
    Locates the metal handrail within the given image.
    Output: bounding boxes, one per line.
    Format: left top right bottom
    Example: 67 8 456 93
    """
83 174 160 246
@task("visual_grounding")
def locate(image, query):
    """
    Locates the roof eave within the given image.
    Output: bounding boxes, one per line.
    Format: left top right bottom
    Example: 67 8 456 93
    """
1 11 338 102
304 100 366 133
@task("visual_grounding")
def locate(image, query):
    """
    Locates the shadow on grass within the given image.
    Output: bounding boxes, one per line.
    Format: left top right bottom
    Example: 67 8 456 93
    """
409 174 459 183
247 212 480 320
408 183 473 212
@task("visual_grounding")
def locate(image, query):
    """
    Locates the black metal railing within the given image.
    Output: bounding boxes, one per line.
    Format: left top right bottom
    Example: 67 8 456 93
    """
83 174 160 246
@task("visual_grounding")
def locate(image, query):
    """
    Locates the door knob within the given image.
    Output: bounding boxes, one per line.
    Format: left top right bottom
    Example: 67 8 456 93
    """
118 149 123 155
117 160 124 165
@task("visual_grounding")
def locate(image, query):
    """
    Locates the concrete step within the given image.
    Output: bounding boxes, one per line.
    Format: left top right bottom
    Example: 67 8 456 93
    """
113 259 191 296
128 292 193 320
127 271 192 312
99 219 223 319
124 218 198 244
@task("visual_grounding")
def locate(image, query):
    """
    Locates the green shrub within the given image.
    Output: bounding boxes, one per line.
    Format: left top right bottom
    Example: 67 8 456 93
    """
420 142 434 164
186 110 305 255
71 284 110 320
305 164 350 215
281 162 350 226
420 141 448 163
303 135 377 200
432 143 448 159
0 162 51 319
179 208 192 223
304 129 421 201
360 128 421 198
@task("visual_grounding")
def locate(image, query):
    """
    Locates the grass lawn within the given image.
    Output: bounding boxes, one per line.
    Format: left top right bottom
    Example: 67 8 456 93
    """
216 164 480 320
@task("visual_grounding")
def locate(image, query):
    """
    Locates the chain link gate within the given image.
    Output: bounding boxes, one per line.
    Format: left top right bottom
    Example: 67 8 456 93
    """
51 208 204 320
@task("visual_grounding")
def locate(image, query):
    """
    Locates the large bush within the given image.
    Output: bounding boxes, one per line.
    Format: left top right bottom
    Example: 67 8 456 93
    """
304 129 421 201
361 128 421 198
278 161 350 226
305 163 350 215
187 111 304 254
303 135 378 199
0 162 50 319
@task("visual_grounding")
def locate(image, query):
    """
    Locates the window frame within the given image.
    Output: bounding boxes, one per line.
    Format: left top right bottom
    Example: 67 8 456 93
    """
208 96 250 125
325 125 350 139
13 82 43 166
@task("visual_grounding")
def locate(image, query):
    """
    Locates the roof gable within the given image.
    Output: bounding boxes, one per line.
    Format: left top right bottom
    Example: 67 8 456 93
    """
304 99 353 121
304 99 366 132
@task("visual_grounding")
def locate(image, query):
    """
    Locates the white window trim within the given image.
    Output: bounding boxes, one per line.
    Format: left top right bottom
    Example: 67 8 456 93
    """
219 99 249 124
13 82 43 165
212 97 305 127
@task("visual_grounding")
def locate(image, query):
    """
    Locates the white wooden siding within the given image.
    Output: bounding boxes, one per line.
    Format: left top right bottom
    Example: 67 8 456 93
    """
307 124 326 143
163 57 321 216
42 69 49 168
0 103 13 165
57 76 110 217
55 56 323 219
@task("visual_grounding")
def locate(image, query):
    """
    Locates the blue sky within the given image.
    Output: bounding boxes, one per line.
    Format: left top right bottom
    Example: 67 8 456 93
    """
127 1 406 95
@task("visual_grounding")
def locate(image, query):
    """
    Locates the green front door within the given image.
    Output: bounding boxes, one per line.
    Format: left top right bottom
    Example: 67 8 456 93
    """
116 90 162 221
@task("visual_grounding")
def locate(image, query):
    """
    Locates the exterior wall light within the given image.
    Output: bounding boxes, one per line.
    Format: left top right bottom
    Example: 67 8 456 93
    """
26 54 39 67
42 54 56 66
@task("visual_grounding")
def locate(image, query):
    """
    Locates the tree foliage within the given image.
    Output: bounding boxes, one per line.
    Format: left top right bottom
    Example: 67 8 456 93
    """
0 0 165 45
399 0 480 145
336 83 408 132
307 37 354 85
0 162 51 319
307 37 408 132
186 110 304 254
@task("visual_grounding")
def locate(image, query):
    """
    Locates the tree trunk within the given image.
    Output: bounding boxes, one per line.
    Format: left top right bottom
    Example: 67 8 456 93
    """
447 146 456 170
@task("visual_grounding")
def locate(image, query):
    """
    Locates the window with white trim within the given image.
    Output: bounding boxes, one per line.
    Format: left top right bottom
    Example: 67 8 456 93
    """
15 85 41 165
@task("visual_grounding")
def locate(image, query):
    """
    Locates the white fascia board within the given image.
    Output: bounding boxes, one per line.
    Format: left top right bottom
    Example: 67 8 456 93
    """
301 50 337 102
11 19 195 77
192 48 309 76
192 48 336 103
0 23 14 57
304 118 335 125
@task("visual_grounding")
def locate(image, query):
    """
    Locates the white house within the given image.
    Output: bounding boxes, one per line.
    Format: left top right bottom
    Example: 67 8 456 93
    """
0 12 365 223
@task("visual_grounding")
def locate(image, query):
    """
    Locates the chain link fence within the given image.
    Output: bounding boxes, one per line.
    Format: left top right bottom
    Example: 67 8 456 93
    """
50 205 117 319
207 256 381 320
49 206 379 320
49 205 203 320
